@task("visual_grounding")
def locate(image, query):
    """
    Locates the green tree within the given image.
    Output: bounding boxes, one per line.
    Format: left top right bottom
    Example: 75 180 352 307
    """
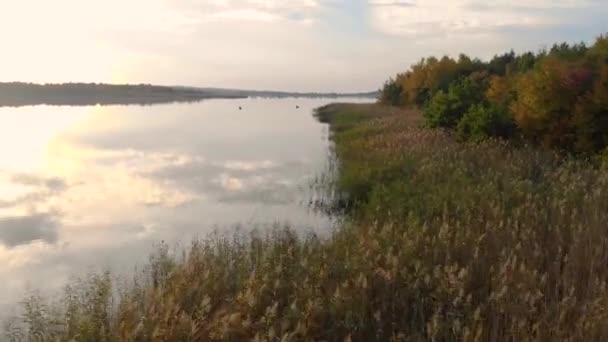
379 77 403 106
457 103 514 141
424 77 485 128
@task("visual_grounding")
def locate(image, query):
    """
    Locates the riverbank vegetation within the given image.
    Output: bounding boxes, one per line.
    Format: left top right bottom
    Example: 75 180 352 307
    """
6 35 608 341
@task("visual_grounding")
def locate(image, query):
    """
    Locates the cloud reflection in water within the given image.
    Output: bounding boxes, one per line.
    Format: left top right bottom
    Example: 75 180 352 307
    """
0 98 371 314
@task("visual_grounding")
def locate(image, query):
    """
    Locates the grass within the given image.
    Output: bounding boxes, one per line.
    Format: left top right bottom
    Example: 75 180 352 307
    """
6 103 608 341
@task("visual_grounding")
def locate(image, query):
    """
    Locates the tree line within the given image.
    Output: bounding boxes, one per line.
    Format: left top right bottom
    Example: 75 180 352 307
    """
0 82 244 107
379 35 608 153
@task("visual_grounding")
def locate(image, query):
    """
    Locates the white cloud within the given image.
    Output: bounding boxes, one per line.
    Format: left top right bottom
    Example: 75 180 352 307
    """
222 160 276 171
206 8 281 22
173 0 321 23
369 0 598 36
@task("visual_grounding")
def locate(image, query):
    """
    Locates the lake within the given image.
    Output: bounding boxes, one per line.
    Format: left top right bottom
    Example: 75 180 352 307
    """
0 97 370 315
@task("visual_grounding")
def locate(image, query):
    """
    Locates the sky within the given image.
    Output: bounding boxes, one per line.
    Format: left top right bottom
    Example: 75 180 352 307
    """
0 0 606 92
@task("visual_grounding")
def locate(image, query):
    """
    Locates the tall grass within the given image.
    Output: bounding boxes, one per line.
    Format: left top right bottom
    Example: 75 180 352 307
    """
6 103 608 341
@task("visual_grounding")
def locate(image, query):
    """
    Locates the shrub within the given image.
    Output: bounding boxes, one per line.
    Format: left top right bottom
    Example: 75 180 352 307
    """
457 103 514 141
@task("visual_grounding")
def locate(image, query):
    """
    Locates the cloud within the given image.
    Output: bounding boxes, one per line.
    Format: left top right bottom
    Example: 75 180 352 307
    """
10 173 68 192
368 0 602 36
171 0 321 24
369 0 415 8
0 213 59 247
206 9 281 22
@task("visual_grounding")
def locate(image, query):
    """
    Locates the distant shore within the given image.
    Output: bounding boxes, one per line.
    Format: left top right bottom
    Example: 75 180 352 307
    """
0 82 379 107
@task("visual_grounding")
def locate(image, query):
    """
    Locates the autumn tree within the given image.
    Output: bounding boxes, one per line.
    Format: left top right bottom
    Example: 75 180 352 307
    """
512 57 595 149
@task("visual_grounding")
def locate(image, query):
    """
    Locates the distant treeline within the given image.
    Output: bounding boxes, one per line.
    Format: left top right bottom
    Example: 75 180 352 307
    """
0 83 379 107
380 34 608 153
179 87 380 99
0 82 245 107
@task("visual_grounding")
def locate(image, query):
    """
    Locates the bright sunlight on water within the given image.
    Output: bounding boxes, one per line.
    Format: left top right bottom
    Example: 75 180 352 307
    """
0 97 371 315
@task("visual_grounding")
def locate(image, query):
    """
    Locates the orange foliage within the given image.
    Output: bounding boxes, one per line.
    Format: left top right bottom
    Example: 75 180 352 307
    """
485 76 511 106
512 57 597 150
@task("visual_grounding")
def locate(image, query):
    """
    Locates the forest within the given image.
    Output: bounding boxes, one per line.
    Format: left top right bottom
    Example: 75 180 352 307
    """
380 35 608 154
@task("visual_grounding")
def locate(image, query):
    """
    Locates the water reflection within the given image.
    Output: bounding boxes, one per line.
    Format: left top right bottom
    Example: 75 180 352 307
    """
0 97 370 314
0 213 59 247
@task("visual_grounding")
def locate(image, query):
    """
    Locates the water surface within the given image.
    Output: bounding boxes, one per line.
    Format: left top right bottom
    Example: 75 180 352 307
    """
0 97 370 314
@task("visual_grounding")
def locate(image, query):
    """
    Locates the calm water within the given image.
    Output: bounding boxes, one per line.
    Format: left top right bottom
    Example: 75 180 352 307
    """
0 97 370 314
